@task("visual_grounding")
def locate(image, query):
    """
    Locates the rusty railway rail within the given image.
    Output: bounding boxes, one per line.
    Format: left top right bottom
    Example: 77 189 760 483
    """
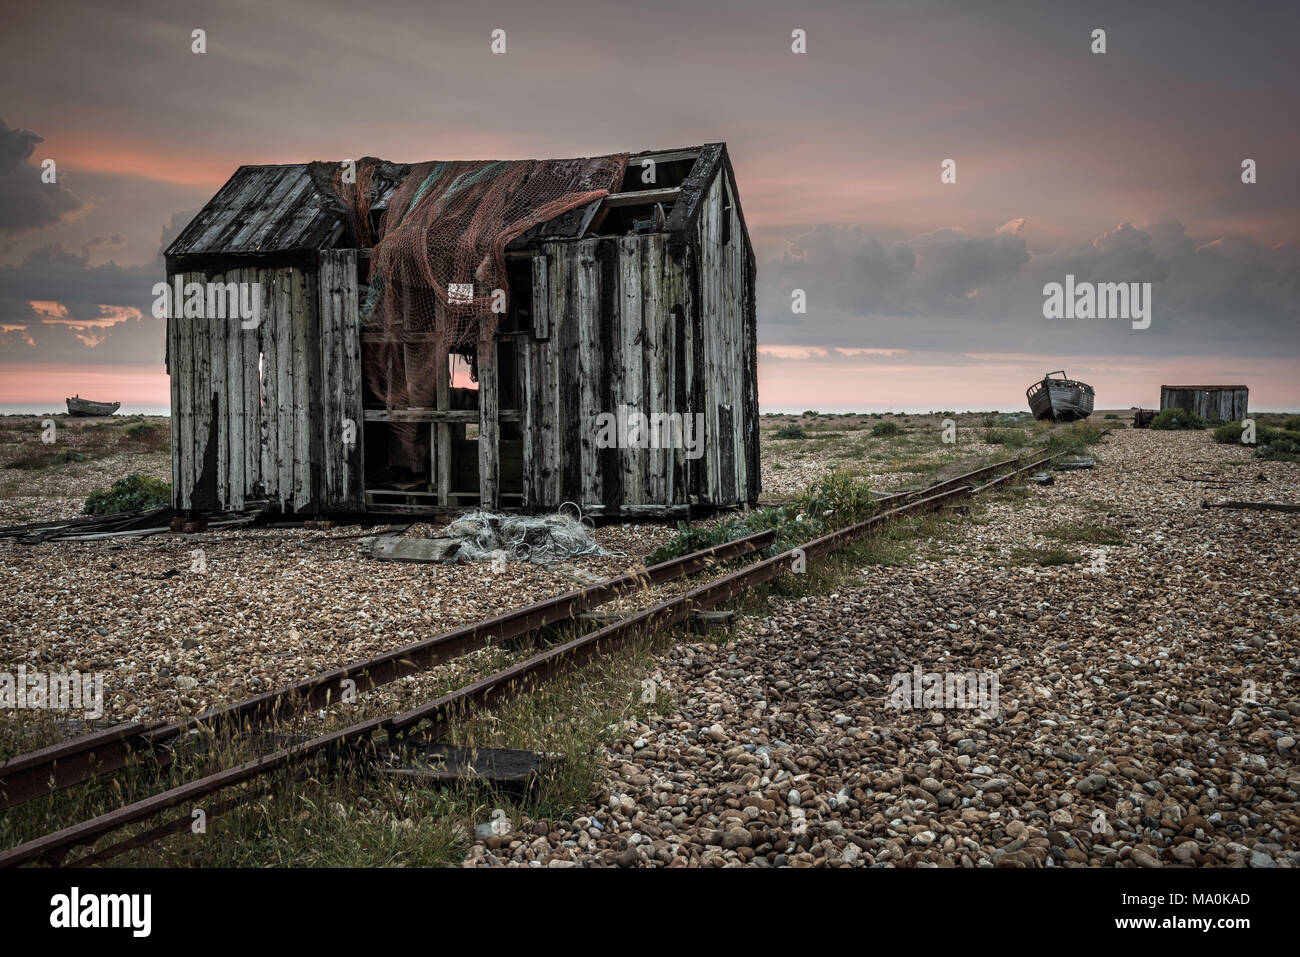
0 529 775 811
1 453 1058 868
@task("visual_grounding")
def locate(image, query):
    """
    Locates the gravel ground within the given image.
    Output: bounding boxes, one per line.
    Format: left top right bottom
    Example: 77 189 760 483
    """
758 411 1045 499
465 429 1300 867
0 519 680 727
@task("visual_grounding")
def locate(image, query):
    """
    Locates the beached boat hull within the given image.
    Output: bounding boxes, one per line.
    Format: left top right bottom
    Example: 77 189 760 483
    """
1026 373 1094 423
66 397 121 417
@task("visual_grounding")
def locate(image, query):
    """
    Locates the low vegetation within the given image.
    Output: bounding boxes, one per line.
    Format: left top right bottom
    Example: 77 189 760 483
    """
1150 407 1206 430
83 473 172 514
1212 420 1300 461
1042 522 1124 546
984 427 1028 448
647 470 877 564
1007 546 1086 566
870 421 902 437
773 423 807 440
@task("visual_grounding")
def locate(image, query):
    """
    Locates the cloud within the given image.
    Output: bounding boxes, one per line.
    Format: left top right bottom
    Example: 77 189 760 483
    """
0 205 200 370
0 243 164 367
0 119 84 236
758 220 1299 359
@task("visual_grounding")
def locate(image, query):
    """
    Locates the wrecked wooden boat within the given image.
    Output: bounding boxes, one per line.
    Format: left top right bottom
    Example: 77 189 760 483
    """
66 395 121 417
1026 371 1094 422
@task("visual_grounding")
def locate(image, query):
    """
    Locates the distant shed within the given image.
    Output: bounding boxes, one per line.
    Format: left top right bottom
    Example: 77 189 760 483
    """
1159 385 1248 422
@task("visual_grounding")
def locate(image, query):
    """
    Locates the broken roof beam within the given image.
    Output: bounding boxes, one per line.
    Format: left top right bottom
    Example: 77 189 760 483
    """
627 148 700 167
601 187 681 208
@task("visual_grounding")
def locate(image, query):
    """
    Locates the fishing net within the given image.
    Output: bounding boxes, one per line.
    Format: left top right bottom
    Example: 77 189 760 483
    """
438 508 612 565
315 154 628 414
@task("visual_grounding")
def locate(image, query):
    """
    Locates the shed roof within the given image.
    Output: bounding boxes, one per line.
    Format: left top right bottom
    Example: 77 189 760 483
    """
166 145 737 270
166 164 343 259
1161 385 1249 391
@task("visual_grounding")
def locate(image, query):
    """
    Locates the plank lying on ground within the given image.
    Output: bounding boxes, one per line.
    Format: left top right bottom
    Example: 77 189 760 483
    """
1201 499 1300 513
378 744 558 788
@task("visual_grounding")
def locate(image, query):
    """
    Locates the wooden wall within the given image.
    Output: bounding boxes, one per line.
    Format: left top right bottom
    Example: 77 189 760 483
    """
520 234 686 511
519 186 757 514
318 250 364 509
1160 387 1248 422
693 167 758 506
167 251 362 514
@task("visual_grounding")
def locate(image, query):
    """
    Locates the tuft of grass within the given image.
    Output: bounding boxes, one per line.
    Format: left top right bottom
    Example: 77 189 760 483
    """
1007 546 1085 566
124 421 168 451
984 427 1028 448
871 421 902 437
1039 420 1107 456
5 447 90 469
646 470 876 565
1042 522 1124 546
773 423 807 440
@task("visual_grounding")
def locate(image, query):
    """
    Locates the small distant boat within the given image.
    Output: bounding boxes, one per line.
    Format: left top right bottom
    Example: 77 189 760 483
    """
66 395 121 417
1026 371 1094 423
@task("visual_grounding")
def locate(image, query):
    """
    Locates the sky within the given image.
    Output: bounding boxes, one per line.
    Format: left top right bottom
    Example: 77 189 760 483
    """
1 0 1297 412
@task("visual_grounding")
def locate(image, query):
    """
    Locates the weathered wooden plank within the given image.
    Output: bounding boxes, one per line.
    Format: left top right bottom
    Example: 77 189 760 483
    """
596 240 622 511
531 254 549 340
478 320 499 509
519 333 534 510
618 237 642 506
208 272 229 510
243 269 262 501
560 250 583 505
259 268 279 502
602 186 680 208
642 237 665 504
276 267 295 508
434 332 450 506
291 268 311 511
226 269 246 511
577 242 602 508
173 274 193 510
165 280 182 508
319 253 334 505
687 246 704 505
337 250 362 509
189 273 215 510
539 245 564 506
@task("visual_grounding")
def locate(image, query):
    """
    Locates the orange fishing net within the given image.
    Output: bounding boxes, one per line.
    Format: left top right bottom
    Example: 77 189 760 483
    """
319 154 627 415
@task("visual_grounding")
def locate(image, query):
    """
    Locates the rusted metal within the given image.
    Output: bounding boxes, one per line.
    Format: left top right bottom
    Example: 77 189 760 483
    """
0 454 1056 868
0 529 774 811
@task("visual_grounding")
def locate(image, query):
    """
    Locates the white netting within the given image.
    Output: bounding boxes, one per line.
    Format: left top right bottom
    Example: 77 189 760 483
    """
439 507 612 565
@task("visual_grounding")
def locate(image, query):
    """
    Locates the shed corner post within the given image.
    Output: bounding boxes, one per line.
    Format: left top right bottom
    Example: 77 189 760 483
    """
478 315 500 509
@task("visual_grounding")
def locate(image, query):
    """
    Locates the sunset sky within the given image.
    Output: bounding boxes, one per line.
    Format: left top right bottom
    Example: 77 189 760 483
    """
1 0 1297 411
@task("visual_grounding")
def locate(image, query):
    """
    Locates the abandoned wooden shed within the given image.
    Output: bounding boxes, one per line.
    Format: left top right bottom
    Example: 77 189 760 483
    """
1159 384 1248 422
164 144 758 517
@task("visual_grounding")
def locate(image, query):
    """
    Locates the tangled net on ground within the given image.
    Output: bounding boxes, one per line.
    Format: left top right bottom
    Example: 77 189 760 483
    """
440 506 613 565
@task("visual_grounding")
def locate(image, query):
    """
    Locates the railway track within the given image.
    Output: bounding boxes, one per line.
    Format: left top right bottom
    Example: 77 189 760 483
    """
0 529 776 810
0 452 1057 867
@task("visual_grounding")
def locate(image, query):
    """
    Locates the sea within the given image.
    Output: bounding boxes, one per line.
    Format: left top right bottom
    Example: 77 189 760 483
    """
0 404 171 417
